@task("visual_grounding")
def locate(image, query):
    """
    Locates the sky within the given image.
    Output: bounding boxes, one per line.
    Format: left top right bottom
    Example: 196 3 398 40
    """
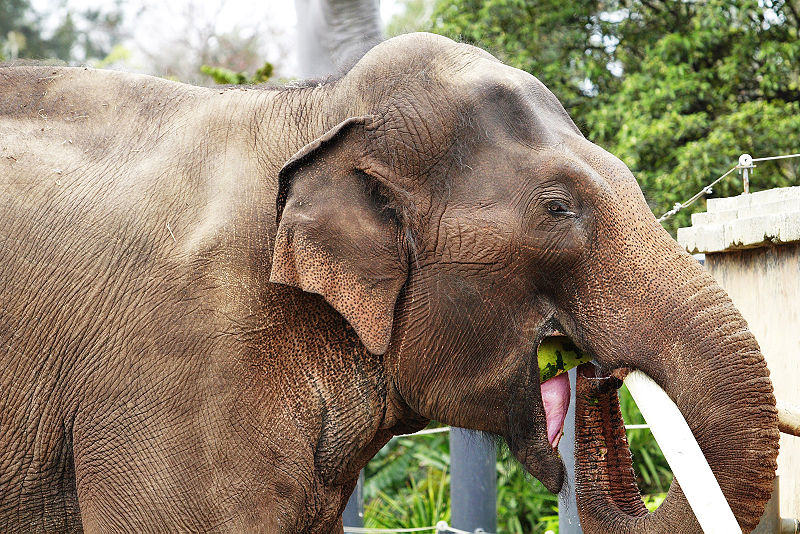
31 0 402 77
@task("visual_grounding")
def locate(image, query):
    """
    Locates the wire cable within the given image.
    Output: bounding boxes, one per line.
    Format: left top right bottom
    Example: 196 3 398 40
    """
657 152 800 222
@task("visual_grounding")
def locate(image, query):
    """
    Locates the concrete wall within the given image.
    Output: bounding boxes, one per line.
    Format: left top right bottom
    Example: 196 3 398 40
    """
678 187 800 519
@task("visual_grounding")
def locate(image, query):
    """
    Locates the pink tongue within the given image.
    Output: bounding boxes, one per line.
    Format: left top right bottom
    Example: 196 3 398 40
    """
541 372 571 448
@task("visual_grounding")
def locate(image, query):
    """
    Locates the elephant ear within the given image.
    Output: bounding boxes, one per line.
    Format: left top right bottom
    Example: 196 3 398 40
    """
271 116 409 355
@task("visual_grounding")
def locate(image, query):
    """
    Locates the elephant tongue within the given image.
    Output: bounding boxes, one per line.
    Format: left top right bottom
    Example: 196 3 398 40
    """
541 372 570 448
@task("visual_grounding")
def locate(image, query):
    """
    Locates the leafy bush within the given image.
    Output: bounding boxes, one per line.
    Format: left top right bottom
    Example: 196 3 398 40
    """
495 447 559 533
200 61 274 85
365 467 451 530
365 431 450 501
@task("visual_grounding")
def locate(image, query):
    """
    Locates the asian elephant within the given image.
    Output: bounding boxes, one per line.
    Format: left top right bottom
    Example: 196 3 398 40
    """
0 33 778 533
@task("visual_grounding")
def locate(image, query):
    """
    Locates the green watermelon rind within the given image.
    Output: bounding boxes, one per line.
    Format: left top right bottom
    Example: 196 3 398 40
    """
537 337 592 382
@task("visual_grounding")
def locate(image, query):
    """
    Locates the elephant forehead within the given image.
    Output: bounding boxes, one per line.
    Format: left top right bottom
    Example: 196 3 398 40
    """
446 57 582 148
349 36 584 178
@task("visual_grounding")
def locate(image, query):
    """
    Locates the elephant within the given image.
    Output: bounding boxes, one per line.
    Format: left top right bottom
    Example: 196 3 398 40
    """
0 33 779 533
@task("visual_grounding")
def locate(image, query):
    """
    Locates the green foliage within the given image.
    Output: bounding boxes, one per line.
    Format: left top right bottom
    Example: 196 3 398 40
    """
587 0 800 233
200 61 274 85
427 0 800 234
364 432 563 533
430 0 618 118
0 0 126 63
364 431 451 528
365 432 450 501
495 447 559 533
365 467 451 529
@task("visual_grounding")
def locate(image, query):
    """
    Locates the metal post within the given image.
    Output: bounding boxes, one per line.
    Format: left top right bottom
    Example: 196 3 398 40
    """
450 428 497 533
558 368 582 533
739 153 753 194
342 471 364 528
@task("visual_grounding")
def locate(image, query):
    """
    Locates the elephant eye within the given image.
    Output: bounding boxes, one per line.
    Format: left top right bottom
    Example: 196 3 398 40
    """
546 200 575 217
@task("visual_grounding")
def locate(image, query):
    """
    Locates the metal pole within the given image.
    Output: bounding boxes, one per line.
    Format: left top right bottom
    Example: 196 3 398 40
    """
739 153 753 194
342 471 364 528
558 368 582 533
450 427 497 533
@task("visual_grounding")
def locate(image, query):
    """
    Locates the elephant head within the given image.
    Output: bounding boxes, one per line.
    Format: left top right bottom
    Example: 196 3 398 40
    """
270 33 778 531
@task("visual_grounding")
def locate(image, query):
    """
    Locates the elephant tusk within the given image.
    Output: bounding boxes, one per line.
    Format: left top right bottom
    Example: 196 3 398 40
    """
777 400 800 437
624 370 740 533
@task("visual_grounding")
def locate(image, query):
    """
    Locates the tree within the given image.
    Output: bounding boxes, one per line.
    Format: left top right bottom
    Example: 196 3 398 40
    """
0 0 127 63
295 0 384 78
430 0 618 121
588 0 800 233
429 0 800 233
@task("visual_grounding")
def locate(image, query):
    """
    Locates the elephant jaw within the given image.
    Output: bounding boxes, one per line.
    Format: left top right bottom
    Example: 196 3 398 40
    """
541 372 570 449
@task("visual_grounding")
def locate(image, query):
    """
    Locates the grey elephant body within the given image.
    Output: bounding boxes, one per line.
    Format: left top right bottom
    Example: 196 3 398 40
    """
0 66 381 532
0 34 778 533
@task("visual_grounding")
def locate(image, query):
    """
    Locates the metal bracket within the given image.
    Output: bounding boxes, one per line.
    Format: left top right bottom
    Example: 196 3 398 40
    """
738 153 755 194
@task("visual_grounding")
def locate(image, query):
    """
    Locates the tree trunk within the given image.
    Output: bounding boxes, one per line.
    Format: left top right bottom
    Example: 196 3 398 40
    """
295 0 383 78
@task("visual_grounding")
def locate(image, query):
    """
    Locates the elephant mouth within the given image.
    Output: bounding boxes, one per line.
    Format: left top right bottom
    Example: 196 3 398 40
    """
541 372 570 449
539 354 627 451
537 332 598 451
535 331 634 498
520 331 626 494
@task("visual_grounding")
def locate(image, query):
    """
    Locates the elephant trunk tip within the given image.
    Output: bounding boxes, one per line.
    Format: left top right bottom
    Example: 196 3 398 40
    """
573 356 779 533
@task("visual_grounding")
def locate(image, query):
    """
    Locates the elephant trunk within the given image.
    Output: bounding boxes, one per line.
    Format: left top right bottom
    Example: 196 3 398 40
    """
573 287 780 533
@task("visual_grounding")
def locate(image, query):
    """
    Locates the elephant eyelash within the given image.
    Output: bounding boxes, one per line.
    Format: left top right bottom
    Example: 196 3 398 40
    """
546 199 576 217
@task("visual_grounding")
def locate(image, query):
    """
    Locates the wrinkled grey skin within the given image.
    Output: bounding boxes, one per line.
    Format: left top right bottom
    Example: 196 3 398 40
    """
0 33 778 533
